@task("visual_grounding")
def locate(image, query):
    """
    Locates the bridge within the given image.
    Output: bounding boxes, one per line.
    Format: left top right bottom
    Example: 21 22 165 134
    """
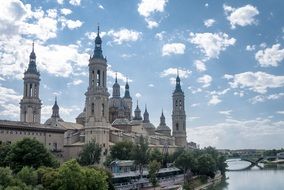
226 157 266 171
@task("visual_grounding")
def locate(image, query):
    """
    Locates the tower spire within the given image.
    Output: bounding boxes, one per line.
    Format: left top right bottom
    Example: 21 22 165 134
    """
115 72 118 83
32 40 35 52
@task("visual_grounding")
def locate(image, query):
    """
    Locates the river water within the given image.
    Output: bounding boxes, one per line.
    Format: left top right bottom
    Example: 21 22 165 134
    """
208 159 284 190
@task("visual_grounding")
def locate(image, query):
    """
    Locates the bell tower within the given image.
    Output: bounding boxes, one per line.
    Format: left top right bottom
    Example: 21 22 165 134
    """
20 42 42 123
172 72 187 147
84 26 110 153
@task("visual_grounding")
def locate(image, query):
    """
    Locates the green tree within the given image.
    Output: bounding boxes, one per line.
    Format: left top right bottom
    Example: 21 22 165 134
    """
5 138 58 172
197 154 216 178
58 160 85 190
216 155 227 175
110 141 134 160
0 167 14 188
77 140 102 166
170 147 185 163
148 160 161 188
149 148 163 163
39 167 61 190
0 144 11 167
175 151 196 181
16 167 38 187
132 136 149 177
83 167 108 190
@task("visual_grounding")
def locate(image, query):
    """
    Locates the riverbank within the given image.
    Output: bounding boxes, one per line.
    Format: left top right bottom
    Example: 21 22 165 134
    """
194 173 223 190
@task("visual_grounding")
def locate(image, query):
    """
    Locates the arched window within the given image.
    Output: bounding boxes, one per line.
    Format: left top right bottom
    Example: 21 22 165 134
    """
34 84 37 97
175 100 178 107
176 123 179 131
29 84 33 97
97 70 101 86
179 100 182 110
102 103 105 116
91 103 95 114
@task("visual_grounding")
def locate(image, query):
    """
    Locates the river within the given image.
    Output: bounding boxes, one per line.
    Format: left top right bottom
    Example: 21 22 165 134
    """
208 158 284 190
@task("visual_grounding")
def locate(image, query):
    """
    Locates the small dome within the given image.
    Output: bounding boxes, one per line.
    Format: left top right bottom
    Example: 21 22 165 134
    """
112 118 130 126
76 111 85 119
44 117 63 126
156 124 171 132
142 122 155 129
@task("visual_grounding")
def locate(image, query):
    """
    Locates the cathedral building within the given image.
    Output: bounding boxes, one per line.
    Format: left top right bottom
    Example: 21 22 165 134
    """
0 26 195 163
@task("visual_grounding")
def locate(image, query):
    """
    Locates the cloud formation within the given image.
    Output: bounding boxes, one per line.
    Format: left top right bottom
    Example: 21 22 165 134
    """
224 4 259 29
162 43 186 56
226 72 284 94
189 32 236 60
255 44 284 67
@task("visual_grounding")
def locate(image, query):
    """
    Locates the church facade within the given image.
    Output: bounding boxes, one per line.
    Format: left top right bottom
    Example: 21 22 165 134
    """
0 27 196 162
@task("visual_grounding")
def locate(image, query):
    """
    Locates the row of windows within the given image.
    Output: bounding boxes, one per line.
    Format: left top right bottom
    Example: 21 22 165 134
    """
0 130 52 137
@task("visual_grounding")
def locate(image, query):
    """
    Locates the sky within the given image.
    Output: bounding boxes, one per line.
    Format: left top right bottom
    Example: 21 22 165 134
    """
0 0 284 149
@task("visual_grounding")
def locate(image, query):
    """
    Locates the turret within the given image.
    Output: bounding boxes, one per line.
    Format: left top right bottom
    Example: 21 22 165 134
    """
20 41 42 123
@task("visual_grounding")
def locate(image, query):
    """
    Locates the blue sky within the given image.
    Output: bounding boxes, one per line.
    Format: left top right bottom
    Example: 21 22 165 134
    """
0 0 284 149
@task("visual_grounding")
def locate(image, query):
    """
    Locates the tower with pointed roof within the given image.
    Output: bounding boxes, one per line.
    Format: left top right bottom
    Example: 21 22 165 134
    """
20 42 42 123
143 105 149 123
84 26 110 152
122 79 132 120
44 97 64 125
172 72 187 147
133 100 142 121
156 110 171 136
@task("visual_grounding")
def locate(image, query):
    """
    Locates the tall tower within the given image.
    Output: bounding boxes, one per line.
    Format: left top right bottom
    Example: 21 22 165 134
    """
84 26 110 152
172 72 187 147
123 79 132 120
20 42 42 123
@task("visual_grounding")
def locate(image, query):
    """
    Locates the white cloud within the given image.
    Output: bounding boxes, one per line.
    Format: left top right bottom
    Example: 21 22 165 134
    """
0 37 89 79
255 44 284 67
107 28 142 45
145 18 159 29
197 75 212 88
148 84 154 87
138 0 168 17
189 118 284 149
162 43 186 56
208 95 221 105
97 3 104 10
219 110 232 116
0 85 21 119
204 19 215 27
68 79 83 86
121 54 136 58
57 0 64 4
246 45 255 51
194 60 206 72
226 72 284 94
137 0 168 29
135 93 142 98
61 8 72 16
277 111 284 115
155 31 166 40
107 65 132 83
69 0 81 6
224 4 259 29
61 19 83 30
160 67 191 78
189 32 236 60
250 93 284 104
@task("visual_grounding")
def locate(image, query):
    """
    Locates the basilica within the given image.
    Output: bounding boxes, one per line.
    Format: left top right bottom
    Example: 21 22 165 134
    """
0 27 196 162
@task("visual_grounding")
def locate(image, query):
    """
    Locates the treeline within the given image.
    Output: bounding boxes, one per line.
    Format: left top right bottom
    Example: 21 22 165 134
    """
105 136 227 188
0 138 111 190
0 137 227 189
